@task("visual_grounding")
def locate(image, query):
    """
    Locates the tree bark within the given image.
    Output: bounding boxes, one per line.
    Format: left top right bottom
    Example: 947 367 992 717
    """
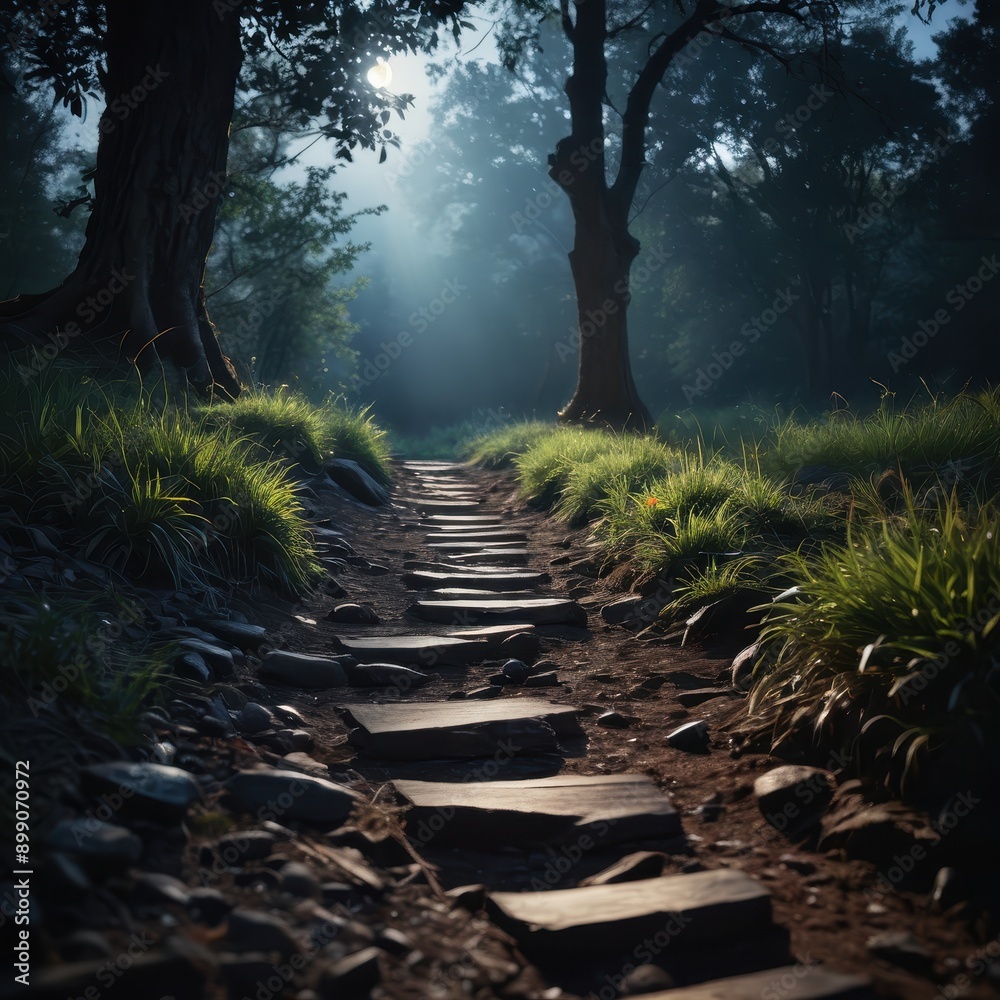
0 0 243 395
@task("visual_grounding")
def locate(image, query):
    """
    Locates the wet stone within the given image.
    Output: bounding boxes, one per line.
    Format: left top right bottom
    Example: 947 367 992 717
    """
259 650 351 688
45 818 143 867
327 602 381 624
224 769 360 829
82 761 201 822
235 702 272 734
666 720 710 754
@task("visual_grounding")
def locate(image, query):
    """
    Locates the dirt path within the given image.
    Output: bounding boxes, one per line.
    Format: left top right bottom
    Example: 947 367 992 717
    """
250 460 996 1000
31 458 998 1000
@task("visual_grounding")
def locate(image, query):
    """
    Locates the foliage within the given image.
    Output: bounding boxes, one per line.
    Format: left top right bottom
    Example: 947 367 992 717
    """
749 490 1000 794
0 366 392 596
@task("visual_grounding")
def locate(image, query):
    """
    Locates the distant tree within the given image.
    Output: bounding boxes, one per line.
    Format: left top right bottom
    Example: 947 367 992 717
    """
0 73 87 299
206 84 376 392
0 1 474 395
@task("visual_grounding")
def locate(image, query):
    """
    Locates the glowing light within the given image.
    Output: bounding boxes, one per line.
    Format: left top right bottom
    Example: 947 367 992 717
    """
646 497 658 506
367 57 392 90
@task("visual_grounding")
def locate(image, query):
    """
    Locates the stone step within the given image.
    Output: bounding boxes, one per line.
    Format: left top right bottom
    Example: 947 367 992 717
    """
332 634 490 666
397 497 484 513
401 461 464 471
403 570 551 591
424 531 529 544
486 869 771 957
423 515 515 525
426 540 527 552
392 773 680 847
429 589 541 600
637 966 873 999
448 549 530 565
342 698 583 760
409 598 587 628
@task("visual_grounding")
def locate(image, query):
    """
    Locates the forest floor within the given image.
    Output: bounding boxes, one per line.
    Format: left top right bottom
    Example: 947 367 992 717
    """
30 458 1000 1000
240 460 998 999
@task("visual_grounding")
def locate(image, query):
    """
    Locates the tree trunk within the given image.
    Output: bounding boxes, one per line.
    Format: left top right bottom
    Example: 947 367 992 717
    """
558 201 652 430
0 0 243 395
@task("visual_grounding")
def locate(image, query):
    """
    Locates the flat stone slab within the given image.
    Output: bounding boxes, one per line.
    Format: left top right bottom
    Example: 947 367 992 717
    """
423 515 512 525
450 549 530 565
409 598 587 628
637 966 873 999
404 570 550 591
426 540 527 552
397 497 483 513
424 531 529 543
402 461 463 470
393 773 680 846
487 870 771 956
343 699 583 759
445 624 539 643
430 589 540 600
333 635 489 666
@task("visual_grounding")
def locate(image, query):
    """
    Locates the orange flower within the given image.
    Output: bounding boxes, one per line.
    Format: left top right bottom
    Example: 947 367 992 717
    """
646 496 658 506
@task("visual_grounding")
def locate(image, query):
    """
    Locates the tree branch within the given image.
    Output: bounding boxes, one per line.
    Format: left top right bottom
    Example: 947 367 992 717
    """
559 0 574 42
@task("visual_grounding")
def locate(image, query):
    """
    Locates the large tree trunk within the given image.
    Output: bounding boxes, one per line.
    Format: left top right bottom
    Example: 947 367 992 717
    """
558 201 652 430
551 0 652 432
0 0 242 395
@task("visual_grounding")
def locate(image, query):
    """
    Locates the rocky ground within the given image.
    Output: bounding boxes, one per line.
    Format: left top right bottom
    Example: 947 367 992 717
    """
14 460 1000 1000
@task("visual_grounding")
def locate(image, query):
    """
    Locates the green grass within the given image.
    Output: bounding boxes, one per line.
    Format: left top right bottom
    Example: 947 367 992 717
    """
463 420 560 468
201 387 391 483
748 490 1000 794
0 367 396 596
764 389 1000 493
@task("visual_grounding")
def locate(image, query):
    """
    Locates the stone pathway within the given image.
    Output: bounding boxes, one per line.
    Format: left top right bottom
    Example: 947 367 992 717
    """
29 457 896 999
331 461 875 998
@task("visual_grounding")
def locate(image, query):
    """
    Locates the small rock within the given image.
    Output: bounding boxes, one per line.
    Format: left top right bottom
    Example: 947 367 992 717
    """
597 711 631 729
173 650 211 682
327 603 380 625
675 687 735 708
731 642 761 690
45 819 142 867
224 769 360 829
501 659 532 684
81 761 201 823
465 685 503 699
317 946 382 996
227 908 299 956
755 765 835 837
695 803 725 822
197 619 268 648
666 720 710 753
523 670 560 687
187 888 232 925
279 861 321 898
177 637 236 675
274 728 315 753
500 631 541 661
867 930 933 975
273 704 307 727
601 596 644 626
280 752 330 778
325 458 389 506
578 852 669 886
623 964 676 994
360 562 390 575
929 866 962 911
131 871 191 908
235 702 272 735
214 830 277 863
259 650 350 689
